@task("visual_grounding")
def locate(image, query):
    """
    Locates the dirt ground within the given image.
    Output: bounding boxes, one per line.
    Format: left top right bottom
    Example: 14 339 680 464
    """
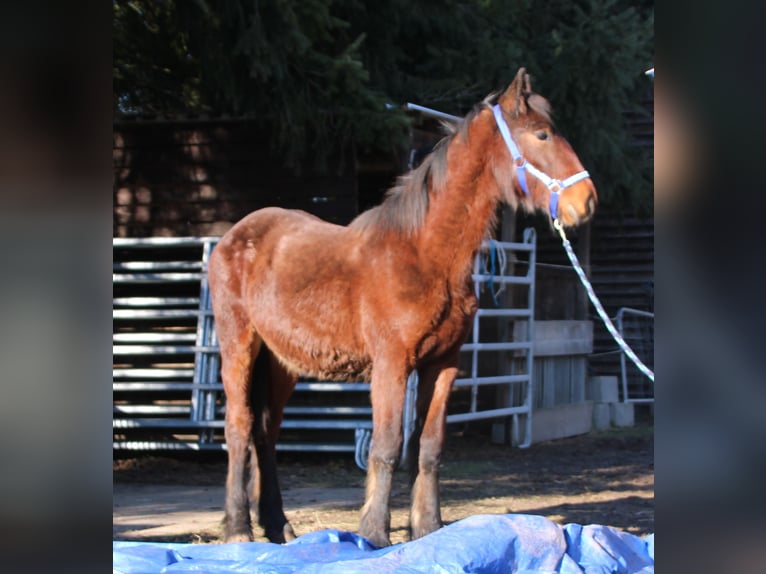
113 422 653 545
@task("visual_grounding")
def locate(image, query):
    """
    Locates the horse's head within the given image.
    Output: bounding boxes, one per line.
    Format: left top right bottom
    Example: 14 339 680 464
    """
492 68 597 227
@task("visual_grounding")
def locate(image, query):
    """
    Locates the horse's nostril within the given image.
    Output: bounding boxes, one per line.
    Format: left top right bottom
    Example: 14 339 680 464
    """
587 196 596 216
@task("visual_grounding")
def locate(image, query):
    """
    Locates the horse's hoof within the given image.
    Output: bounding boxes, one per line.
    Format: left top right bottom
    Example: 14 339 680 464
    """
265 523 297 544
224 532 253 543
283 523 297 542
410 522 442 541
264 522 297 544
222 513 254 543
359 530 391 548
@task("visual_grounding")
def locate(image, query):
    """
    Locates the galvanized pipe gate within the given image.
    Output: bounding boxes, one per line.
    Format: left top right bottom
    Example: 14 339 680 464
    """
616 307 654 404
113 232 536 467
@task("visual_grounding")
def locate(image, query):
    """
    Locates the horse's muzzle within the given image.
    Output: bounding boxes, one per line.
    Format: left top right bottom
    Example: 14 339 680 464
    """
558 180 597 227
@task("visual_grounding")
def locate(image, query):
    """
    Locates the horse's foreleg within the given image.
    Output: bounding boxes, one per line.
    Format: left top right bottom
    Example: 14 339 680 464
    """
250 349 297 543
359 361 409 548
409 358 459 540
220 337 260 543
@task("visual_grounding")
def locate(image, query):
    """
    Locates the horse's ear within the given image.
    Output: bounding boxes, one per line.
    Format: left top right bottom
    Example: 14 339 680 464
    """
498 67 530 116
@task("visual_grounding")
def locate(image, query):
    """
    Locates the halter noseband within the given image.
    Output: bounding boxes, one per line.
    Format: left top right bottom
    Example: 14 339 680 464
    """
492 104 590 218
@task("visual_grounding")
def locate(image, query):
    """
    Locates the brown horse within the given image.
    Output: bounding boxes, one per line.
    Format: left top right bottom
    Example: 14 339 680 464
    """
208 67 597 548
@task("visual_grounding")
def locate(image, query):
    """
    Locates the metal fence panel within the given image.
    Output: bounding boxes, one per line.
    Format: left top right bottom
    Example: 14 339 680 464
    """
113 233 536 465
617 307 654 403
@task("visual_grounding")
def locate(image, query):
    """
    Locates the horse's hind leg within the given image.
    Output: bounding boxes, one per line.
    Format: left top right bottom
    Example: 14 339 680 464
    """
409 356 459 540
217 326 260 543
249 347 298 543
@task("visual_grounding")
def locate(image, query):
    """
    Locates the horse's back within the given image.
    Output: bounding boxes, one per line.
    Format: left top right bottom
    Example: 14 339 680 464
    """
219 207 331 245
209 207 372 379
213 207 347 273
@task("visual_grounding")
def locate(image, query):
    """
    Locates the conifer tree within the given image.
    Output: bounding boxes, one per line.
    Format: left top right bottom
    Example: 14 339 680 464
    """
114 0 653 209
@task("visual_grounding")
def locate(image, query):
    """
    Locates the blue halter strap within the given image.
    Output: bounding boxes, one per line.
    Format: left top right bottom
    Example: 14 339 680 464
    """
492 104 590 218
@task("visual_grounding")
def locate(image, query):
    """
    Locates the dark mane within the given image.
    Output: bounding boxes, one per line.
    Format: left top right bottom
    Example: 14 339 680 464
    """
349 141 446 236
350 101 492 236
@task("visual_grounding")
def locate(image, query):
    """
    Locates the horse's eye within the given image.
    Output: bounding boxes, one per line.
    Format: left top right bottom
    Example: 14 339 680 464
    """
536 131 549 141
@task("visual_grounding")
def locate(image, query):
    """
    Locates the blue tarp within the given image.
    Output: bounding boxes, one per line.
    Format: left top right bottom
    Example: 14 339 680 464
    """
113 514 654 574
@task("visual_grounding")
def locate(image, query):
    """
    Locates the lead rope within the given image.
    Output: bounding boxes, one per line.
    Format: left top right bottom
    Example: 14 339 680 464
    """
480 240 508 307
553 219 655 382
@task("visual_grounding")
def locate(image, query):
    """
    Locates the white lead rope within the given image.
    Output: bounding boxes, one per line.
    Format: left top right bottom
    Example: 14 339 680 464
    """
553 219 655 382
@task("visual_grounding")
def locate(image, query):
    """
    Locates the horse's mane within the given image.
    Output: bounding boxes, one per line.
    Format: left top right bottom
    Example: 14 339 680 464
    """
349 90 552 236
348 133 450 237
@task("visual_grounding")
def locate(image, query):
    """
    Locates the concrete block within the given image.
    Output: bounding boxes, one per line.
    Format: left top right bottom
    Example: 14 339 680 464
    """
588 376 619 403
610 402 635 427
531 402 593 444
592 403 611 430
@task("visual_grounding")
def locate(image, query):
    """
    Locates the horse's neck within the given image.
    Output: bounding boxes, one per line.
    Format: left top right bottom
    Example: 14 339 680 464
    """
418 113 504 284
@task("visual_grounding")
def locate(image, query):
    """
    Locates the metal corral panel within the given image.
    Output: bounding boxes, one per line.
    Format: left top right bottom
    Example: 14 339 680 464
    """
114 233 537 463
617 308 654 403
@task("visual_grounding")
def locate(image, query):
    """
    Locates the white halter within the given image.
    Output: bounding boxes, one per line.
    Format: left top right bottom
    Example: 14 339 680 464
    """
492 104 591 217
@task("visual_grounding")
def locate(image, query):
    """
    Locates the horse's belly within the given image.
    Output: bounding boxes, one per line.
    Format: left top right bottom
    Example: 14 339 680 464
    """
279 349 373 382
262 329 372 382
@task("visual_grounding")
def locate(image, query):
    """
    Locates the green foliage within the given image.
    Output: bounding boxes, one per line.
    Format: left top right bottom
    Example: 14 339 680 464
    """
114 0 653 209
113 1 204 115
114 0 410 170
531 0 655 211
